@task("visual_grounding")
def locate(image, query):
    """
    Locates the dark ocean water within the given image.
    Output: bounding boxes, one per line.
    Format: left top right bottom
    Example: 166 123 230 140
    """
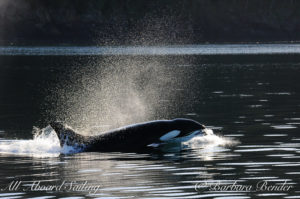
0 45 300 198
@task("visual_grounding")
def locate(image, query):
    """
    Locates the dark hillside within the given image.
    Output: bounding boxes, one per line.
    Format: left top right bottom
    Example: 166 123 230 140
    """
0 0 299 45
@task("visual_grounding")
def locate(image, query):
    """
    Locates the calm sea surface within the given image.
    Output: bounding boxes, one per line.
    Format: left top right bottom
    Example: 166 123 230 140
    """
0 44 300 198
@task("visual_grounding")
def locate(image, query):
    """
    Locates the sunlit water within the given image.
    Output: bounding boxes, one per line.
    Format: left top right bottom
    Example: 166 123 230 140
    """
0 44 300 198
1 44 300 55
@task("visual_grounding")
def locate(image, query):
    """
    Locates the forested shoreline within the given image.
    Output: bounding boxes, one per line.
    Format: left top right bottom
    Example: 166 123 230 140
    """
0 0 299 45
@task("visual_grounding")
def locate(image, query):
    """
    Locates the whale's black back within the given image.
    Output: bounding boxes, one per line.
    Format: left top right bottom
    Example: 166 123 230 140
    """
50 119 205 152
88 120 173 151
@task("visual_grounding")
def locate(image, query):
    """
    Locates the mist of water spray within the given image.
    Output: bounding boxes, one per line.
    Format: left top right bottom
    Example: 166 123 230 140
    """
45 56 192 134
39 6 197 134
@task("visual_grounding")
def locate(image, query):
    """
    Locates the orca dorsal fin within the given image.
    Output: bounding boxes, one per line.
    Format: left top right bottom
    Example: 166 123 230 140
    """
50 121 88 150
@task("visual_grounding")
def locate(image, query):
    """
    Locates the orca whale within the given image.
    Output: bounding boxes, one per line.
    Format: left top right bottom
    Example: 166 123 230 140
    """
50 118 212 152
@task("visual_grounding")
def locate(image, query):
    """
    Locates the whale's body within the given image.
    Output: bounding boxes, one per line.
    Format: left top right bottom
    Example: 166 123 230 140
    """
50 118 211 152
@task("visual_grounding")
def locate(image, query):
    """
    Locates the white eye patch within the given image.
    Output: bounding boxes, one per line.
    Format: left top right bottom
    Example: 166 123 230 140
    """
159 130 181 141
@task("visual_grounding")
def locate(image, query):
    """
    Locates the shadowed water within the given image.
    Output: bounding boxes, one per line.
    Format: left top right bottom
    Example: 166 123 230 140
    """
0 45 300 198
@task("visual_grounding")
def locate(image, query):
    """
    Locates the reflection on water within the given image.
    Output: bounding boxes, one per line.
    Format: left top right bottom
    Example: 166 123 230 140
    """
0 45 300 198
0 149 240 198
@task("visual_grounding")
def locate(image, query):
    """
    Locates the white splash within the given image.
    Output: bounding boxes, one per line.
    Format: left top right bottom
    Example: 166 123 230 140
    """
0 126 78 157
183 129 239 148
180 129 240 161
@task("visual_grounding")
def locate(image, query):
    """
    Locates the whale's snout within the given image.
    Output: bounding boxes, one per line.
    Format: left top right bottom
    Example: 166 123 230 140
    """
200 124 206 130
